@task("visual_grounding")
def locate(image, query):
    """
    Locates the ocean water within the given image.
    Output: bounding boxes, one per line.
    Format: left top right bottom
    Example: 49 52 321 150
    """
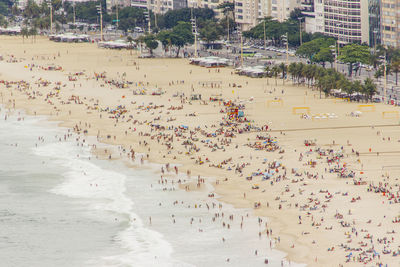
0 108 305 267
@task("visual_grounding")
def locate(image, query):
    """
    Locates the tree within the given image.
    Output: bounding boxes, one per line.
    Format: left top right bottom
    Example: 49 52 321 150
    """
0 14 7 27
369 53 380 70
158 8 214 29
278 63 287 79
170 21 194 57
21 27 29 43
157 30 172 56
289 8 304 21
288 62 297 83
127 36 134 55
391 59 400 85
29 27 37 43
338 44 370 77
23 0 41 18
217 2 235 39
362 78 377 101
142 34 158 56
271 65 281 85
0 2 8 16
312 47 334 68
199 20 223 46
296 37 335 61
117 7 145 33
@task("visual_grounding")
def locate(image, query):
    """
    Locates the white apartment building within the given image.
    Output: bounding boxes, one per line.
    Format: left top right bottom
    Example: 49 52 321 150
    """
271 0 301 22
381 0 400 47
130 0 148 9
302 0 370 45
235 0 300 31
235 0 261 30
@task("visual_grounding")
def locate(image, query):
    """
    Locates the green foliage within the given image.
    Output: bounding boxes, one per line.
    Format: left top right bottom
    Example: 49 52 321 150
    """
157 8 214 29
117 7 145 32
244 16 324 47
391 59 400 85
286 62 376 101
170 21 194 57
0 14 7 27
289 8 304 21
141 34 158 55
199 20 223 44
0 2 8 16
157 30 172 49
32 17 50 30
23 0 41 18
296 37 335 60
74 1 101 23
338 43 370 77
362 78 377 100
312 47 335 67
217 2 234 14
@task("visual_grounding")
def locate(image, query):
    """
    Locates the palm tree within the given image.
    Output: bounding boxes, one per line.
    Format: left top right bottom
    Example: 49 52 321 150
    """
362 78 377 102
264 65 271 84
278 63 287 79
29 27 37 43
21 27 29 43
217 2 234 41
339 77 353 98
295 62 305 84
271 65 281 86
127 36 134 55
303 64 316 88
391 59 400 85
288 62 297 84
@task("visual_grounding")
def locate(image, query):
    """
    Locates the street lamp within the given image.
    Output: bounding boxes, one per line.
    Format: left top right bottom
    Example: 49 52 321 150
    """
96 3 103 41
335 23 342 40
379 52 387 103
144 10 151 33
373 29 378 54
298 17 304 46
46 0 53 34
281 33 288 67
190 17 198 58
237 29 243 67
329 44 337 71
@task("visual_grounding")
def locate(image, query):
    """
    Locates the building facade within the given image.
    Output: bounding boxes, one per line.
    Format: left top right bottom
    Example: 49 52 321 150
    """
369 0 381 48
234 0 262 30
270 0 301 22
301 0 370 45
234 0 301 31
380 0 400 47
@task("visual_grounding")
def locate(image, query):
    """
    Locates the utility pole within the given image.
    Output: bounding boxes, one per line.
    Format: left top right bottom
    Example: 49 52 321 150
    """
116 0 119 29
144 10 151 33
263 19 266 50
239 29 243 67
298 17 303 46
384 50 387 104
96 3 103 41
73 0 76 25
337 41 340 72
190 17 198 57
282 32 288 67
47 0 53 34
329 44 336 71
227 15 230 43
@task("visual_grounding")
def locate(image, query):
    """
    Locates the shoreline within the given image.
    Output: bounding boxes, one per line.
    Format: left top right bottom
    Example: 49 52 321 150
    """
0 105 300 267
1 35 400 266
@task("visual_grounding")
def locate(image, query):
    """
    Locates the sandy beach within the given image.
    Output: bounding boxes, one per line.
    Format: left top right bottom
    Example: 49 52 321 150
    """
1 35 400 266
